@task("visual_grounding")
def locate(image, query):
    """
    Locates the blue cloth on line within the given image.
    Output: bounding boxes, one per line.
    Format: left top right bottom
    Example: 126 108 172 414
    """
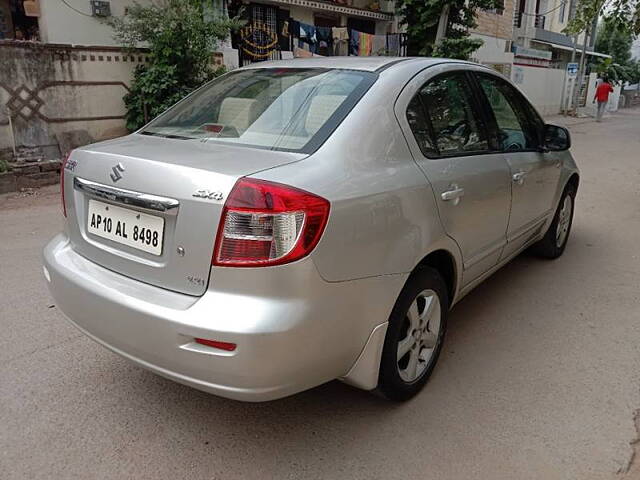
299 22 317 53
349 29 360 56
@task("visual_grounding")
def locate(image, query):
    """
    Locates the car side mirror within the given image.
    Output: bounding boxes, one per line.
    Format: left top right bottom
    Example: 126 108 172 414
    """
543 124 571 152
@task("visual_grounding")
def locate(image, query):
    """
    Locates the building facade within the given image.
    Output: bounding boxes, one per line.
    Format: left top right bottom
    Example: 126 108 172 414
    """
227 0 404 66
512 0 608 69
469 0 516 75
0 0 403 61
1 0 156 44
468 0 612 116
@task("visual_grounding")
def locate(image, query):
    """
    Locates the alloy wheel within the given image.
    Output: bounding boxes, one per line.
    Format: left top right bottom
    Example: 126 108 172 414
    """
556 195 573 248
397 289 442 383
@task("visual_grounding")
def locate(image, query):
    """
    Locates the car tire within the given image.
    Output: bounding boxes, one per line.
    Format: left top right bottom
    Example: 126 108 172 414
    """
378 267 449 401
531 184 576 259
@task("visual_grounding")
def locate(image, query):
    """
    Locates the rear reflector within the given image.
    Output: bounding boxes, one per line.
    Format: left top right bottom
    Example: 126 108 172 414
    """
213 178 330 267
194 338 237 352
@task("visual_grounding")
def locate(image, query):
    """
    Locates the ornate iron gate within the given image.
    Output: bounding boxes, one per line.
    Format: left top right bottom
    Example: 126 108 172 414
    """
238 4 282 66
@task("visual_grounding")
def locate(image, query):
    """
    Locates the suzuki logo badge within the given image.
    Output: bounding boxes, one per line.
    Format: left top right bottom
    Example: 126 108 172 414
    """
110 163 125 182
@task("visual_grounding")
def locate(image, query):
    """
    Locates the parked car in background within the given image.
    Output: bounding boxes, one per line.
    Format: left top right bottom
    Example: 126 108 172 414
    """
43 57 579 402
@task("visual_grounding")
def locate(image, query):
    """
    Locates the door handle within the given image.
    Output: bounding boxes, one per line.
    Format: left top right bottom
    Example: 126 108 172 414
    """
441 185 465 205
512 171 527 185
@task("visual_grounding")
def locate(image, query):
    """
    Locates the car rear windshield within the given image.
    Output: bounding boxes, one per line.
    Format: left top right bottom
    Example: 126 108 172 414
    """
140 68 377 153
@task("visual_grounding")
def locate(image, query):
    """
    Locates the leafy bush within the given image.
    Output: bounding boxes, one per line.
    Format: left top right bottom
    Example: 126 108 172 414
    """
566 0 640 37
433 36 484 61
107 0 242 131
122 62 226 132
0 158 8 173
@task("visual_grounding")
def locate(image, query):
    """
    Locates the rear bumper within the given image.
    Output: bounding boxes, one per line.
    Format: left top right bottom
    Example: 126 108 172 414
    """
43 234 402 401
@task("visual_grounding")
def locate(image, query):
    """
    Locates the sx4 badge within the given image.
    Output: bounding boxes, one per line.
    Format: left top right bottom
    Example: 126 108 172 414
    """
193 189 224 201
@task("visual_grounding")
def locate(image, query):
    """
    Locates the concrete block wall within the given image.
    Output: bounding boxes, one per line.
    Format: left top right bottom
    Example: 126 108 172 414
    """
512 65 566 116
0 41 147 152
0 159 61 194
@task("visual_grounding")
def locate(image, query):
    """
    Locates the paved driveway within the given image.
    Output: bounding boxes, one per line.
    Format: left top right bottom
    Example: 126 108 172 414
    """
1 110 640 480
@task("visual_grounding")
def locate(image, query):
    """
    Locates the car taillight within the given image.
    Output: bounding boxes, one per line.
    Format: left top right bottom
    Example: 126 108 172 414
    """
213 178 330 267
60 152 70 217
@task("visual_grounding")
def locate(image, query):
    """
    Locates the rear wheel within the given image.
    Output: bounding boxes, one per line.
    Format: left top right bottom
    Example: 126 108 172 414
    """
531 185 576 259
378 268 448 401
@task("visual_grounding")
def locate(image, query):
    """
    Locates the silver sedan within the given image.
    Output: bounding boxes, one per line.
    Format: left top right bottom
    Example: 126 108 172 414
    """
43 57 579 401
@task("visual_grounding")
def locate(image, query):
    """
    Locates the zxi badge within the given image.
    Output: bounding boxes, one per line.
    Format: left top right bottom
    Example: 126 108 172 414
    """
192 189 224 201
110 162 125 182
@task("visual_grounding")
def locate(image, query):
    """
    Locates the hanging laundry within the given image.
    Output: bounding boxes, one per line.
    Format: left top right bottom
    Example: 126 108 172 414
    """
349 29 360 56
386 33 400 56
371 34 386 56
358 31 373 57
332 27 349 56
316 26 332 55
298 22 317 53
299 22 316 42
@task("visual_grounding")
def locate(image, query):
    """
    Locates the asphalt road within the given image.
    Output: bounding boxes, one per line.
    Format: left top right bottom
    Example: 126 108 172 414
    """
2 109 640 480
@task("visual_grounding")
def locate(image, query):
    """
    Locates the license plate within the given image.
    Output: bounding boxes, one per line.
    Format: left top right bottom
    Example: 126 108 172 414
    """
87 199 164 256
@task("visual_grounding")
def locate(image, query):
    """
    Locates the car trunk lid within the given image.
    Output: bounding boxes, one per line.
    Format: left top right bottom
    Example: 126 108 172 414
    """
63 134 306 296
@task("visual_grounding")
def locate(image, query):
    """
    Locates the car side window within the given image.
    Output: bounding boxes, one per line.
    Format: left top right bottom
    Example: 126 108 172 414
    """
475 74 540 151
418 73 489 156
406 95 438 157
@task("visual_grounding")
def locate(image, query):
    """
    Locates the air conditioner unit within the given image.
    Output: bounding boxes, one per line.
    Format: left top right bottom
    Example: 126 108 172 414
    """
91 0 111 17
23 0 40 17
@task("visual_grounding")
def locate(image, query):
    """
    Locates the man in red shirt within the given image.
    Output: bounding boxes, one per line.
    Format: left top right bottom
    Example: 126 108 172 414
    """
594 77 614 122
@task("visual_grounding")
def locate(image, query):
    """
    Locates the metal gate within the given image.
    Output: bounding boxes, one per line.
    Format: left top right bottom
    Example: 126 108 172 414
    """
577 75 590 108
238 4 282 66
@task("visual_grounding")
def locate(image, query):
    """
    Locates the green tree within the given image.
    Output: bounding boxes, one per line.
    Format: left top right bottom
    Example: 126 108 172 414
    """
566 0 640 36
593 57 629 84
593 20 637 85
396 0 504 59
628 60 640 84
595 21 633 65
107 0 242 131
